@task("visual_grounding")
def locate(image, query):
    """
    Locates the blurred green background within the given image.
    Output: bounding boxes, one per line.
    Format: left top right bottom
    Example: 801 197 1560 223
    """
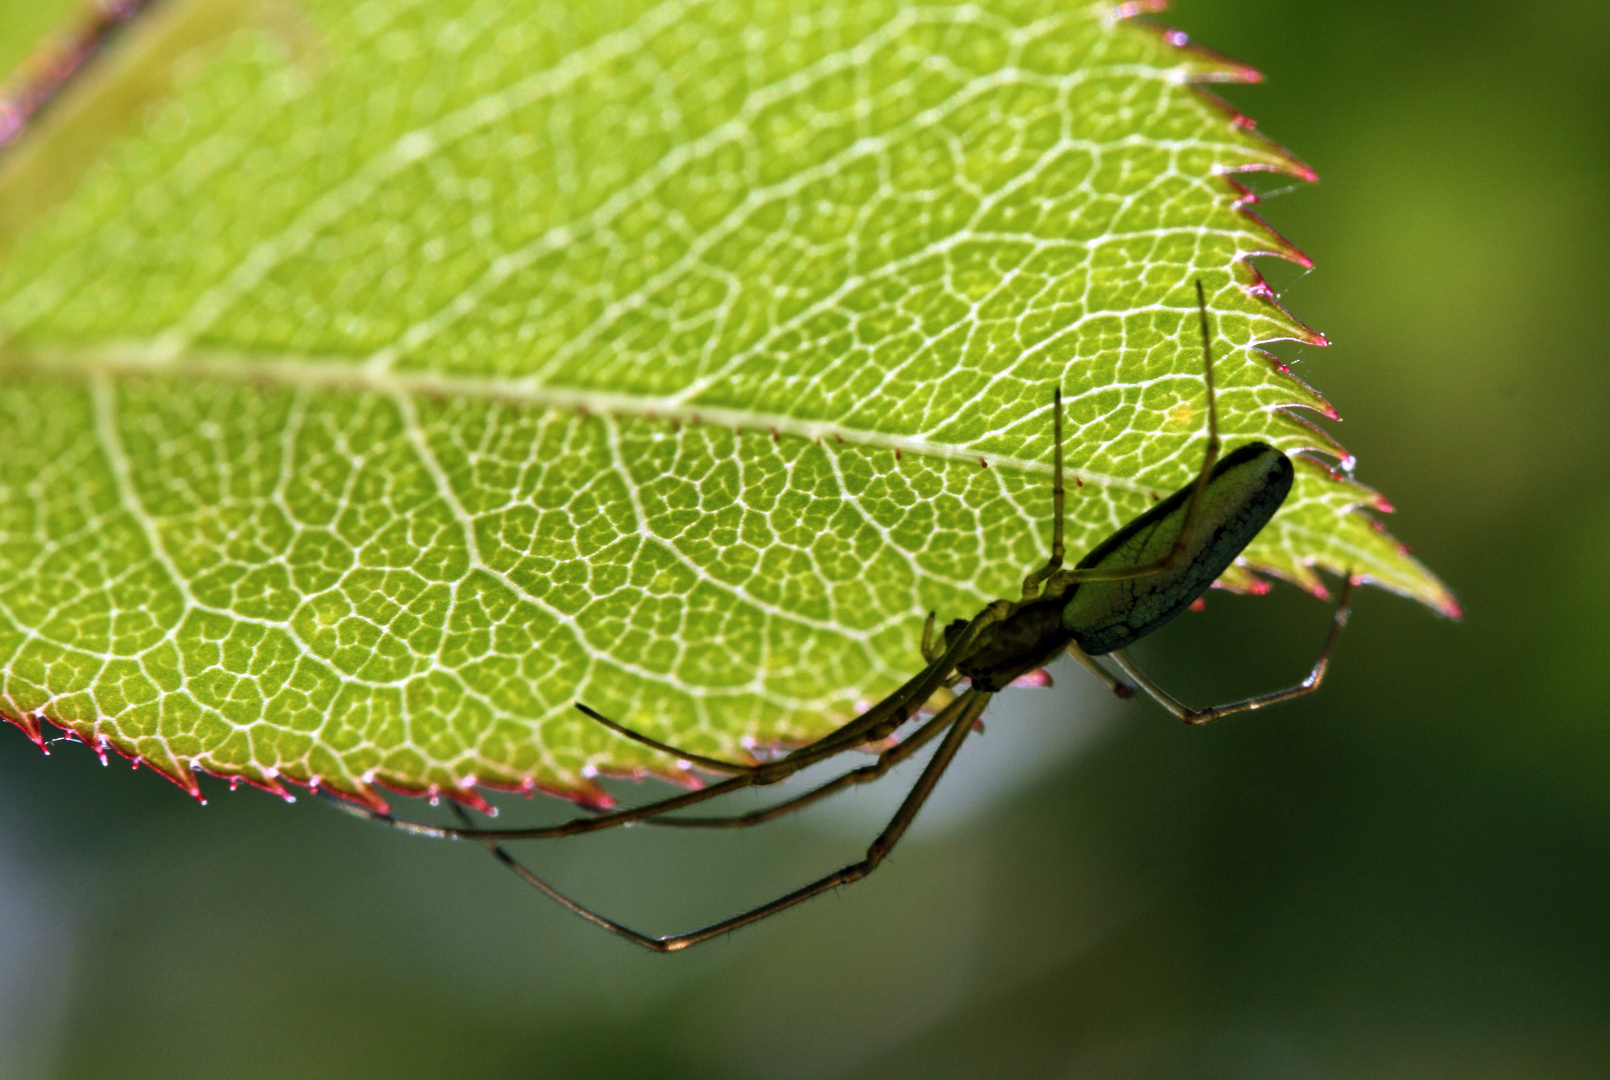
2 0 1607 1076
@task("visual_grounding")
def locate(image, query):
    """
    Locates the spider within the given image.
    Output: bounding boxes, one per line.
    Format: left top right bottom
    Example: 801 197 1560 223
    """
326 281 1353 951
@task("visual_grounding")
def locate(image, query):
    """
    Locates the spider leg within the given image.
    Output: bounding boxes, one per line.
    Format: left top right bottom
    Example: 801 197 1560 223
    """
443 799 689 950
1065 639 1136 699
1021 386 1066 601
566 598 1008 790
920 611 940 663
320 696 926 844
573 702 762 775
327 567 1014 885
322 605 1008 843
320 770 760 840
1109 575 1354 724
646 688 966 829
474 688 991 952
1049 279 1223 590
799 598 1009 758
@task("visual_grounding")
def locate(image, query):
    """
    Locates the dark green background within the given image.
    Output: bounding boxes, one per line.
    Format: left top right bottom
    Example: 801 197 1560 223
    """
2 1 1606 1076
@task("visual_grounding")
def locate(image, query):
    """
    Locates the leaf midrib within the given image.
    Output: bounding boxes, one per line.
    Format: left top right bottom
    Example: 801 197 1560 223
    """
0 342 1185 492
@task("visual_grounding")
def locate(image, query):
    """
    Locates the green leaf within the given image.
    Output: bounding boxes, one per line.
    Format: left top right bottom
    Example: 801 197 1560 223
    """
0 0 1453 807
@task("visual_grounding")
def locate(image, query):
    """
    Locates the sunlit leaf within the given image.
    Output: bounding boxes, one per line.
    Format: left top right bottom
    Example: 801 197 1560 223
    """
0 0 1453 807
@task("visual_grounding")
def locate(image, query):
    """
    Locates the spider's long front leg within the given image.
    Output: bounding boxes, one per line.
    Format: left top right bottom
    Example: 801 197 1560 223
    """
571 703 768 776
320 770 761 841
794 597 1010 758
323 601 1014 844
565 596 1010 783
322 730 877 844
646 690 966 829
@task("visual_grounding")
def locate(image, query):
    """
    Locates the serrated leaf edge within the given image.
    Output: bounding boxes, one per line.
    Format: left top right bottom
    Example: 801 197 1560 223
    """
0 2 1457 809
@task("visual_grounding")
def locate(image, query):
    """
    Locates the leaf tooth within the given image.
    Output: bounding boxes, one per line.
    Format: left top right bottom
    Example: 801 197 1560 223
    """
1233 260 1328 348
300 748 395 813
526 774 614 811
306 774 390 815
1194 88 1319 181
2 710 45 752
130 748 205 804
1120 11 1264 86
1290 454 1389 513
1244 553 1330 601
1214 564 1274 596
446 782 493 818
1260 355 1339 422
342 782 390 814
1225 176 1315 270
1105 2 1169 26
238 773 294 803
557 778 615 811
1274 411 1351 469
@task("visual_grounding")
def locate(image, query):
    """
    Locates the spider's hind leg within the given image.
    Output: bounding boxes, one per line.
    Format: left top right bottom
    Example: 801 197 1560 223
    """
1111 575 1355 724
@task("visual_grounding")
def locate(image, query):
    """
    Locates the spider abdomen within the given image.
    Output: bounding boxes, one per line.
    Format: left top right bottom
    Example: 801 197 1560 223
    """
1062 442 1293 656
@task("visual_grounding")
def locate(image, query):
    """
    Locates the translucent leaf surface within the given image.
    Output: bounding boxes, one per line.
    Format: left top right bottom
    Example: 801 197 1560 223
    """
0 0 1453 807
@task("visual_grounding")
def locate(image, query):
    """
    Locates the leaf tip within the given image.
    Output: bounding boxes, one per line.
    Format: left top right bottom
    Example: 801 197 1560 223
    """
1352 568 1463 622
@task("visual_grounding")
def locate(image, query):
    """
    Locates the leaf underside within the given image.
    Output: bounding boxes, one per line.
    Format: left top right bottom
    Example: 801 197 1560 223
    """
0 0 1453 808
